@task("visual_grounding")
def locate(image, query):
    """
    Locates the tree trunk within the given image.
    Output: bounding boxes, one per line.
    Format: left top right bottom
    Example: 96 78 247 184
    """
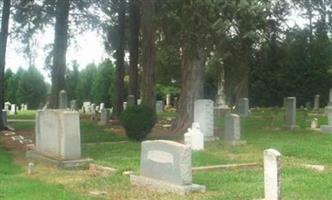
113 0 126 118
0 0 11 130
49 0 70 108
128 0 140 104
141 0 156 110
172 46 205 134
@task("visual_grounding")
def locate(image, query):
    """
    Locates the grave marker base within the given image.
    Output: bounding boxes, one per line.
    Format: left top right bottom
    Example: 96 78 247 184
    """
130 175 205 195
26 150 92 169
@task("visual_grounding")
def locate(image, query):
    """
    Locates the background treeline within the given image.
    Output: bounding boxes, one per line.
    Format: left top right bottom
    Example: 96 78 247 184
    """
4 59 115 109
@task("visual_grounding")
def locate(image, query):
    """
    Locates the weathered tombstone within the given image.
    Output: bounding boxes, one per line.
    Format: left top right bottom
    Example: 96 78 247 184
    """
221 114 246 145
184 122 204 151
26 110 90 168
284 97 297 129
263 149 281 200
156 100 164 113
166 94 171 108
58 90 68 109
137 99 142 105
313 94 320 110
320 106 332 133
194 99 214 141
83 102 91 114
98 108 108 125
123 102 127 110
311 118 319 129
174 97 178 108
328 89 332 106
10 104 16 115
130 140 205 194
91 103 96 115
96 106 100 112
127 95 135 107
100 103 105 110
237 98 249 117
4 102 10 112
70 100 77 110
305 102 311 110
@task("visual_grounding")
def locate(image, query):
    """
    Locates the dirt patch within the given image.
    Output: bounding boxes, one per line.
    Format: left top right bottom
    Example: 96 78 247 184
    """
0 129 34 152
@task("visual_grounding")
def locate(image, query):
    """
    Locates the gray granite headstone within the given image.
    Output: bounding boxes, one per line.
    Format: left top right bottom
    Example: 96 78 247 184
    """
305 102 311 110
1 110 7 128
221 114 246 145
127 95 135 107
58 90 68 109
313 95 320 110
98 108 108 125
237 98 249 117
156 100 164 113
130 140 205 194
264 149 281 200
285 97 297 129
194 99 214 140
329 89 332 106
320 106 332 133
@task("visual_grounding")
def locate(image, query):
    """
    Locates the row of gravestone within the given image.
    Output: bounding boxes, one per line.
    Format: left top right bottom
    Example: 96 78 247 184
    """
3 102 28 115
303 88 332 110
190 98 249 147
24 107 281 198
284 96 332 133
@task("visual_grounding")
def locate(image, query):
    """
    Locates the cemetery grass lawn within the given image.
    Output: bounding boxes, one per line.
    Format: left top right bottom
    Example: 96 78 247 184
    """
3 108 332 199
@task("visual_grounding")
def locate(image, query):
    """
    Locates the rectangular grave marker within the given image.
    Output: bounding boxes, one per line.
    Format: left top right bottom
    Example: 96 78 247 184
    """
130 140 205 194
194 99 214 140
264 149 281 200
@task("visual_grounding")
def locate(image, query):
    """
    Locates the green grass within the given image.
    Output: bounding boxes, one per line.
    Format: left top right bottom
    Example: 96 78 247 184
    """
0 146 89 200
3 108 332 199
7 110 36 120
80 120 127 143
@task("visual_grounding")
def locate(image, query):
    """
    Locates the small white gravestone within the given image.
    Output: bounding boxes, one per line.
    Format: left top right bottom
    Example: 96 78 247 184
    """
310 118 318 129
184 122 204 151
194 99 214 141
10 104 16 115
264 149 281 200
123 102 127 110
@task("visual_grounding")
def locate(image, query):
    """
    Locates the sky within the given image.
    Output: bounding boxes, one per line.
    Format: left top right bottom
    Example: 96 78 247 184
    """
6 27 108 83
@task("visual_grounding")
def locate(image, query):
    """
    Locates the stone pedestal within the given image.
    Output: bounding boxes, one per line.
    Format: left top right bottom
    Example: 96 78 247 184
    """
214 105 231 120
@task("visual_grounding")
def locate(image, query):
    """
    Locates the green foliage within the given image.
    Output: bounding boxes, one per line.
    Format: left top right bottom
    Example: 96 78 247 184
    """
4 67 47 109
17 67 48 108
120 105 157 141
156 84 180 100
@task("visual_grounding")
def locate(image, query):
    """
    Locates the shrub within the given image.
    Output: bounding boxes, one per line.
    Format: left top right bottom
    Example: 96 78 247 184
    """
120 105 157 141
